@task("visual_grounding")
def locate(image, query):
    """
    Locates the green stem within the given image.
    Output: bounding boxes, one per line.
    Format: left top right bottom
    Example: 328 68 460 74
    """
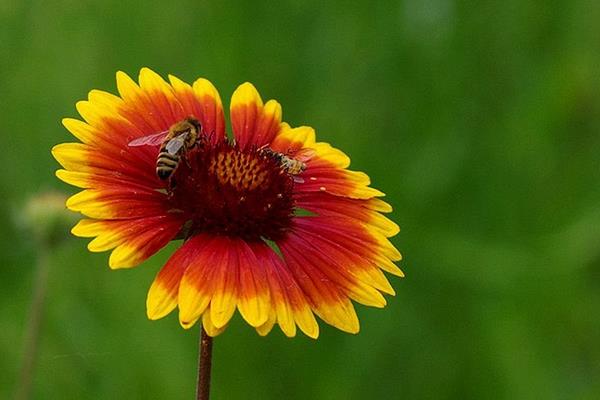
14 243 50 400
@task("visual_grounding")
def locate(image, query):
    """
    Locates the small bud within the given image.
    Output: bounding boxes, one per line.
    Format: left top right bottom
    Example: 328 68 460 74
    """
18 191 77 246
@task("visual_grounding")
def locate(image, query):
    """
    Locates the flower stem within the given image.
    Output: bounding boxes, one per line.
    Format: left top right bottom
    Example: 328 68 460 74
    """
196 326 213 400
14 243 50 400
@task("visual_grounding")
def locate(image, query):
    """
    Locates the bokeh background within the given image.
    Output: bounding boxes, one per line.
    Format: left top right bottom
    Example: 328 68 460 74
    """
2 1 600 399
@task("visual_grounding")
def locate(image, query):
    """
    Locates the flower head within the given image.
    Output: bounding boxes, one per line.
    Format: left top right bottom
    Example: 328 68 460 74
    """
52 68 402 338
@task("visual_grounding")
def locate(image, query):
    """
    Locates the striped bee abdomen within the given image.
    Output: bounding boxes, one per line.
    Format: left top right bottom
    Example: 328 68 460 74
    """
156 151 180 180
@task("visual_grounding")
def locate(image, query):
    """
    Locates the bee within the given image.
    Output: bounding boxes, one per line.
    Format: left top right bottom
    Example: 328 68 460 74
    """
260 147 312 182
129 117 202 180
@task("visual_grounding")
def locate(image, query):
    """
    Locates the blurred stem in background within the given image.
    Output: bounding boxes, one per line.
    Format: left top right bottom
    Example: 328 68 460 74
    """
13 192 76 400
14 242 50 400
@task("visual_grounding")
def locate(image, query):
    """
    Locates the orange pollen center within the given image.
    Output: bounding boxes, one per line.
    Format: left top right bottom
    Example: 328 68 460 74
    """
168 140 296 241
208 151 271 191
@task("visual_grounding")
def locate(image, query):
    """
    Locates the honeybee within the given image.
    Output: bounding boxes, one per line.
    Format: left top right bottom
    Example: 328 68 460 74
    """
129 117 202 180
261 147 312 182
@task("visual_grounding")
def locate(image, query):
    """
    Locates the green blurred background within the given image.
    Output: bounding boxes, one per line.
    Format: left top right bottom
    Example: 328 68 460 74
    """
2 1 599 399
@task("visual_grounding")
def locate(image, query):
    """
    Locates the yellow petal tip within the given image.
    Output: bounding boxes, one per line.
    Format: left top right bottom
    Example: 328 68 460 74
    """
108 247 136 269
180 319 198 329
231 82 262 106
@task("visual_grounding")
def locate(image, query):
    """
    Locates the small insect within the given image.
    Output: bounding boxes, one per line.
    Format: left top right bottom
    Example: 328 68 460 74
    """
261 147 312 182
129 117 202 180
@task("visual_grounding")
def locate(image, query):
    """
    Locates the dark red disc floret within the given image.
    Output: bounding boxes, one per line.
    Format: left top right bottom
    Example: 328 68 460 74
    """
168 140 296 241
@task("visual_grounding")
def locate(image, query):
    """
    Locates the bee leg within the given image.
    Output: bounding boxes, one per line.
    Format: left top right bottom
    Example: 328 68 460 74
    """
183 154 192 169
168 177 177 192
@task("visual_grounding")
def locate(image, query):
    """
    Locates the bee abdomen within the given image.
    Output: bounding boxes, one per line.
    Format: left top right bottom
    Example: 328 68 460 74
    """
156 152 180 180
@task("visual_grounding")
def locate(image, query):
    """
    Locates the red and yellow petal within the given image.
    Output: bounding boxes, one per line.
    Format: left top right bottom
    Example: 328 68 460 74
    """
72 215 184 269
116 68 179 132
255 308 278 337
278 238 361 334
177 235 223 327
191 77 227 143
230 82 283 150
138 68 185 125
250 242 319 338
202 304 228 337
282 229 382 312
166 74 227 143
275 207 402 335
297 159 385 199
235 241 271 328
65 188 171 220
149 234 325 338
296 192 400 238
53 131 157 190
208 240 240 329
270 124 316 154
295 216 398 290
293 216 403 277
172 235 271 332
75 91 125 133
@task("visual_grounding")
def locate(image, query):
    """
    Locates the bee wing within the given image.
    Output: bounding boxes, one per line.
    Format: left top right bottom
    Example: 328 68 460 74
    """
128 130 169 147
164 132 189 154
295 148 316 162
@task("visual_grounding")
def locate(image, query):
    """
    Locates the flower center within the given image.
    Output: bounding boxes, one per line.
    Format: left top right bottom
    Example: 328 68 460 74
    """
168 140 296 241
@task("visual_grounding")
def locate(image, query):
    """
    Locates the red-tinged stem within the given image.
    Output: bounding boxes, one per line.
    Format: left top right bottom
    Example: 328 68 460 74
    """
196 326 214 400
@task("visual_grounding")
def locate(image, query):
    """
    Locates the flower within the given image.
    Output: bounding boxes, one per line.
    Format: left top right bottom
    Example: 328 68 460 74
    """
52 68 402 338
